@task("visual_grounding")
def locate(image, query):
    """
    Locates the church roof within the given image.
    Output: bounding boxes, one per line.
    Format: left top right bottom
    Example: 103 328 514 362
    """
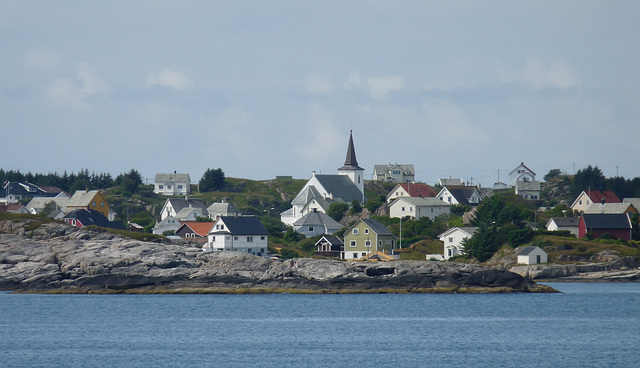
314 175 364 203
338 130 364 171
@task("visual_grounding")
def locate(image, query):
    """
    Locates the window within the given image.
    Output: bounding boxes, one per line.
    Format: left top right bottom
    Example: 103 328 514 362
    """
449 237 453 243
178 185 183 189
71 219 76 226
364 228 369 234
234 236 238 241
167 185 172 189
410 207 413 212
309 227 314 232
353 229 359 235
100 201 104 207
353 253 358 259
247 236 253 242
92 201 96 207
261 236 265 240
159 185 164 189
365 240 371 247
350 240 357 247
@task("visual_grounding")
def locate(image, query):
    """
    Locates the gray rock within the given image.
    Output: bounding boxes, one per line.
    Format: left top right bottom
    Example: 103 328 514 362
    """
0 219 543 293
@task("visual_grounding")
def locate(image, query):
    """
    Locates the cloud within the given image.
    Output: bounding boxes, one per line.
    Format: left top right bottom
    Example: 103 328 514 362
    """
295 104 342 165
145 69 191 90
343 73 406 99
26 49 60 72
304 74 333 93
421 99 488 144
46 64 109 110
500 58 579 90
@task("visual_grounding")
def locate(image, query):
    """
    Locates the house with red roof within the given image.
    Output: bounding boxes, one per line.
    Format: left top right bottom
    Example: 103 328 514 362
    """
570 189 621 214
176 221 215 245
386 183 437 204
509 162 536 186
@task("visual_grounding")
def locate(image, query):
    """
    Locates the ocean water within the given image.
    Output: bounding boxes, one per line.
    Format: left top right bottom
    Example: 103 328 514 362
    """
1 282 639 368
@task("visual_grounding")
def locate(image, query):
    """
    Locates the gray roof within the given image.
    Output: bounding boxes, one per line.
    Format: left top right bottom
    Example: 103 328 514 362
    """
315 235 344 246
314 175 364 203
515 180 541 191
292 185 324 206
26 197 70 212
155 173 191 183
207 201 239 216
212 216 268 235
359 218 394 236
66 190 101 207
293 210 343 229
549 217 580 227
518 246 545 256
167 198 208 214
585 203 634 214
391 196 450 207
582 213 632 230
438 178 464 186
623 198 640 210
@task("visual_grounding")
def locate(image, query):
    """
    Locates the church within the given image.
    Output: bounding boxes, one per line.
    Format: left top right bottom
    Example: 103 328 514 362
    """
280 131 365 226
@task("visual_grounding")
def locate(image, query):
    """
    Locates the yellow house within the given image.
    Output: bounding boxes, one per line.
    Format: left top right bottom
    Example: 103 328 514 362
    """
66 190 111 219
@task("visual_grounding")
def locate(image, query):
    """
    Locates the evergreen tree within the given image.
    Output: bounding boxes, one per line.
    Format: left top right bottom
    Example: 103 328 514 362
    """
199 168 225 192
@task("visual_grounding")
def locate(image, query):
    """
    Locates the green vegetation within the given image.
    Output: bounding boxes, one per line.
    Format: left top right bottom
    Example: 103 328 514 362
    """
199 168 226 192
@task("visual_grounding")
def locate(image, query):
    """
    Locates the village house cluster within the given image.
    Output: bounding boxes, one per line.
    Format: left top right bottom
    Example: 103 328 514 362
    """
2 131 637 264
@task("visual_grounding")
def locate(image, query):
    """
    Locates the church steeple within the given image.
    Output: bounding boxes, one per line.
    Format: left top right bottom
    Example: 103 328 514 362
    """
338 130 365 200
338 130 364 171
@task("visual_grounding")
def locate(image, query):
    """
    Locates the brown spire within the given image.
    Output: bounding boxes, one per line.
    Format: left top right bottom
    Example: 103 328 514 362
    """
338 130 364 171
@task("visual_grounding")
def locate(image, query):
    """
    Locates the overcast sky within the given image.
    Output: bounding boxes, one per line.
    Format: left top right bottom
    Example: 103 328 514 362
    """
1 1 639 186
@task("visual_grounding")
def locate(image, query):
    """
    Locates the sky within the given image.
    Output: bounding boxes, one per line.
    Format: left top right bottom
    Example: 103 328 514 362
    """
1 1 639 187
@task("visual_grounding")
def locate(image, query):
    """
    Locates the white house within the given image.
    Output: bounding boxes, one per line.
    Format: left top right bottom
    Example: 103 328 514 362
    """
509 162 536 186
386 183 437 204
373 163 415 183
281 131 365 226
545 217 580 236
389 197 450 220
159 197 208 221
207 198 240 219
517 246 548 265
152 215 182 235
292 209 343 237
436 186 482 206
203 216 269 258
438 227 477 260
154 173 191 196
515 180 541 200
570 190 621 214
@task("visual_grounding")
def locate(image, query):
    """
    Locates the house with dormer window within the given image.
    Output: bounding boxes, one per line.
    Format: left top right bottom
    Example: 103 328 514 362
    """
509 162 536 186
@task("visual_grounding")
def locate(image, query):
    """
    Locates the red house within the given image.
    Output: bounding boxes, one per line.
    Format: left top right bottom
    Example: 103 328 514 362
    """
578 213 632 241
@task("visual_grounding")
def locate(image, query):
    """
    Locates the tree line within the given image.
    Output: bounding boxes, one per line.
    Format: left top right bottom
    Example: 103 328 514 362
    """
0 168 143 195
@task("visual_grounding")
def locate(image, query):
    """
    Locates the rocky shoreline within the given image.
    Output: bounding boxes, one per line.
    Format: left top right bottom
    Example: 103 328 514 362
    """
510 257 640 282
0 219 552 294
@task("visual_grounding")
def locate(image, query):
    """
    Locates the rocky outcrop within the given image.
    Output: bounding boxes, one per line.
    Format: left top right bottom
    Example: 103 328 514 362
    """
510 257 640 281
0 219 547 293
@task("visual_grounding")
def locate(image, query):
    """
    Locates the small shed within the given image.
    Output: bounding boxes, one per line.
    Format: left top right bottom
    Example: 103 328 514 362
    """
517 246 548 265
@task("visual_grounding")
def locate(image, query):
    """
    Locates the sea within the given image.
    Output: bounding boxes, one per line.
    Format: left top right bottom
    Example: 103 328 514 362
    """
1 282 639 368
